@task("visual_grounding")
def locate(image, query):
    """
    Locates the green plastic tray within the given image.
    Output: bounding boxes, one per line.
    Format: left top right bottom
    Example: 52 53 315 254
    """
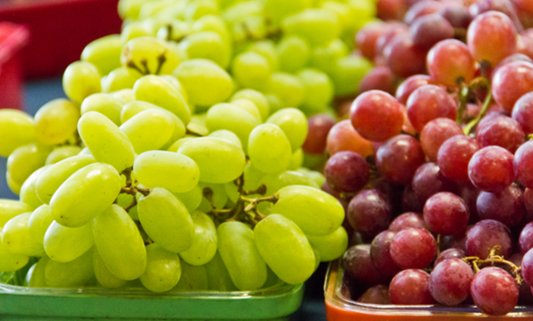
0 283 304 320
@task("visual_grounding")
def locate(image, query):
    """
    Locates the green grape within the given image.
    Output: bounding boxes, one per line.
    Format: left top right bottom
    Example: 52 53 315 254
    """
259 171 314 195
121 21 156 43
277 36 310 73
247 40 279 71
140 243 181 292
230 89 270 121
178 31 231 68
7 143 51 189
44 221 94 263
138 0 175 19
263 0 311 25
156 21 191 42
118 0 145 20
138 187 195 253
248 124 292 174
266 72 305 108
93 204 147 280
205 103 260 151
80 93 127 126
173 260 208 291
197 183 228 212
20 166 49 210
0 109 36 158
121 37 180 75
101 67 142 93
331 56 373 97
307 226 348 262
134 151 200 193
179 212 217 266
173 185 203 213
6 172 22 195
28 204 53 245
184 0 218 21
133 75 191 125
218 221 267 290
112 88 136 102
63 61 102 104
0 200 33 228
167 137 196 153
50 163 121 228
159 75 189 102
178 137 246 184
0 227 29 272
273 185 344 235
231 99 262 122
231 51 271 91
2 212 44 256
205 251 237 291
78 111 135 172
93 248 127 288
208 130 242 149
297 168 325 187
289 149 304 170
282 9 340 46
243 163 265 191
174 59 233 107
27 256 48 287
310 39 348 75
81 34 123 76
267 108 308 152
321 1 358 36
349 0 377 31
45 146 82 165
266 93 283 114
223 1 262 23
44 249 94 288
36 155 96 205
191 14 230 41
254 214 315 284
297 68 334 113
120 109 174 153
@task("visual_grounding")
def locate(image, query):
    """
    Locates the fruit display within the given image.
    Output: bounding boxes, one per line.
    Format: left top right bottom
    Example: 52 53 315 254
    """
315 0 533 318
0 0 381 296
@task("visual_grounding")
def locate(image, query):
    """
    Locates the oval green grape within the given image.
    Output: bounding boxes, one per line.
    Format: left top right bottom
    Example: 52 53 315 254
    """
248 124 292 174
28 204 54 245
0 227 29 272
179 212 217 266
306 226 348 262
266 108 308 152
140 243 181 292
0 200 33 228
0 109 36 158
120 109 174 153
44 221 94 263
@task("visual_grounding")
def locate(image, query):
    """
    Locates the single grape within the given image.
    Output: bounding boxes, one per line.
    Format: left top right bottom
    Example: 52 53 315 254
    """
515 141 533 188
376 135 426 185
410 14 453 50
325 151 369 194
429 258 473 306
383 34 427 78
389 269 435 305
439 5 472 28
347 190 392 238
427 39 476 88
390 227 437 270
492 61 533 111
471 267 519 316
475 115 525 153
468 146 515 193
424 192 469 235
466 219 512 259
412 162 457 204
370 230 401 277
343 244 388 287
437 135 481 183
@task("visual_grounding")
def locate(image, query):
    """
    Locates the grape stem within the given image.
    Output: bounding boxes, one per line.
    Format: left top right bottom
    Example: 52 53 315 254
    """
462 246 522 285
185 128 205 137
436 234 441 257
456 83 470 124
463 78 492 135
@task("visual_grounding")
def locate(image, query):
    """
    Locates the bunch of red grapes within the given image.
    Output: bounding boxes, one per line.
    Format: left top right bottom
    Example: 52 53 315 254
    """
302 0 533 317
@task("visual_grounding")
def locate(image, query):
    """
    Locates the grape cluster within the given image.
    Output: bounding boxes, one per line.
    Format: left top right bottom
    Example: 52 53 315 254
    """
0 0 381 292
312 0 533 317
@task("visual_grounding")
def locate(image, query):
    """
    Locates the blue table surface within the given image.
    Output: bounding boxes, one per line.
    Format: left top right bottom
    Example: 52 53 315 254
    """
0 78 328 321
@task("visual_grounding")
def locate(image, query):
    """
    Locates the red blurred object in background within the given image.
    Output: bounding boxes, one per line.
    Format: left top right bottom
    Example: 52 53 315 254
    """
0 0 122 79
0 22 28 110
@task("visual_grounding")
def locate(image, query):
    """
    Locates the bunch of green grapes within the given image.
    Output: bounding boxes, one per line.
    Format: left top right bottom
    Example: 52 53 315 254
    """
0 0 377 292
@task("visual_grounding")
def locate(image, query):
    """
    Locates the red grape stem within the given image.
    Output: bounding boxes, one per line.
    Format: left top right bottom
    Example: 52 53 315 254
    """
463 79 492 135
462 246 523 285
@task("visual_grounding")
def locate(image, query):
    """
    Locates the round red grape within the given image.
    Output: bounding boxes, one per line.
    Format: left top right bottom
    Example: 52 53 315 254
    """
410 14 454 50
356 23 390 61
429 258 473 306
466 219 512 259
384 35 428 78
512 92 533 135
347 190 392 238
475 115 525 153
492 61 533 111
424 192 469 235
325 151 369 194
468 146 515 193
477 184 525 228
437 135 481 183
427 39 476 88
343 244 388 286
412 162 457 204
389 269 435 304
370 230 401 277
406 85 457 133
390 227 437 270
396 75 435 105
470 267 519 316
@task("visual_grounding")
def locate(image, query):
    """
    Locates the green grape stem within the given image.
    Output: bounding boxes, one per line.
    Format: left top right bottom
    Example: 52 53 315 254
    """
456 83 470 124
461 246 522 285
463 77 492 136
118 167 150 209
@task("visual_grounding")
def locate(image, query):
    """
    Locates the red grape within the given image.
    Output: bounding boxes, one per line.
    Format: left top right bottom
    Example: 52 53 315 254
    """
437 135 481 183
356 23 390 61
389 269 435 304
358 66 396 95
370 230 401 277
514 141 533 188
427 39 476 88
390 227 437 270
325 151 369 194
343 244 388 286
406 85 457 133
376 135 426 185
492 61 533 111
410 14 454 50
475 115 525 153
520 221 533 254
466 219 512 259
326 120 374 158
302 114 335 155
468 146 515 193
420 118 464 162
357 285 391 304
347 190 392 238
376 0 409 21
396 75 436 105
508 253 533 305
429 258 473 306
384 35 428 78
439 5 472 29
467 11 517 67
469 0 523 32
512 91 533 135
491 53 533 79
350 90 404 142
514 0 533 29
412 162 457 204
404 0 443 25
471 267 519 316
389 212 428 232
434 248 466 267
375 23 409 59
423 192 469 235
476 184 525 228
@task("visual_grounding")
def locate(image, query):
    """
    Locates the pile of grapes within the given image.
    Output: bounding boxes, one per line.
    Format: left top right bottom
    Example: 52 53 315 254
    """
320 0 533 317
0 0 380 293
